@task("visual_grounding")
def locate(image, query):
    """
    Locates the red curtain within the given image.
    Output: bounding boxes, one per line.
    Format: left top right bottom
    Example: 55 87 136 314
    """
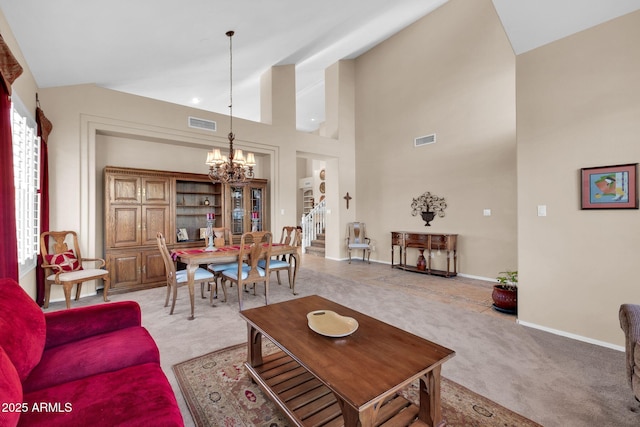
36 105 52 304
0 82 18 281
0 34 22 282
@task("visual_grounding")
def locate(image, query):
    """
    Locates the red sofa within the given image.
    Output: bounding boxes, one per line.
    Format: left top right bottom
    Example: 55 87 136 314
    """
0 278 183 426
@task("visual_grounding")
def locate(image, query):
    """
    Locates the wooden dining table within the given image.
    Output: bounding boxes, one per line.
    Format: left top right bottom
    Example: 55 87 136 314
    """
171 243 301 319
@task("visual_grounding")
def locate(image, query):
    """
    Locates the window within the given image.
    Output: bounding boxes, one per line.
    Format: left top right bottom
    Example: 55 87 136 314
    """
11 95 40 276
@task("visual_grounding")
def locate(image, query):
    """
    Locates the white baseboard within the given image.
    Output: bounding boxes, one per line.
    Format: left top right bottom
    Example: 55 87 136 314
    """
457 272 495 282
517 320 624 352
47 291 99 304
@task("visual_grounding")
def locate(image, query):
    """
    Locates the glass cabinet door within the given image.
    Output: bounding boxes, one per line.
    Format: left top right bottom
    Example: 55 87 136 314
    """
250 186 263 231
230 185 245 235
226 180 267 240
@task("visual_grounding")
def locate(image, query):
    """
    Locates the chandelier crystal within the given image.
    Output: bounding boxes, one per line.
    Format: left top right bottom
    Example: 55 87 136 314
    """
206 30 255 184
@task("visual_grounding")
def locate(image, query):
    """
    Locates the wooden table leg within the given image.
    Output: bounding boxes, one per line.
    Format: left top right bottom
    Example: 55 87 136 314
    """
291 250 300 295
102 276 111 302
336 396 374 427
419 365 443 427
186 263 197 320
247 325 263 367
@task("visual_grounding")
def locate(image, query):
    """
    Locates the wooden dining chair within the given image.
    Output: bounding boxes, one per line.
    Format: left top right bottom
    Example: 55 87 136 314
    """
40 230 110 309
219 231 272 310
205 227 237 303
156 232 215 315
258 226 301 291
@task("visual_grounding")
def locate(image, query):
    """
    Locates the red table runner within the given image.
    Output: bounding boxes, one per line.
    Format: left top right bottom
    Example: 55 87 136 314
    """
171 244 285 261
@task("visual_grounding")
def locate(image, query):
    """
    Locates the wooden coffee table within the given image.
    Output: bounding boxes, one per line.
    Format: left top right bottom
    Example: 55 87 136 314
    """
239 295 455 427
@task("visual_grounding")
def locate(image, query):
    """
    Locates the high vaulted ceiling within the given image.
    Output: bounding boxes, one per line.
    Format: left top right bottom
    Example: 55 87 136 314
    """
1 0 640 132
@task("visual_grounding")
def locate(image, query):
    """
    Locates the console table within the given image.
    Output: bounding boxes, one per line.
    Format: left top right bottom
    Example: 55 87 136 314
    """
391 231 458 277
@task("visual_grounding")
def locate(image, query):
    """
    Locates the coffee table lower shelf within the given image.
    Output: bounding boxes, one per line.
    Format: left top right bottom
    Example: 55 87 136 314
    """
245 349 430 427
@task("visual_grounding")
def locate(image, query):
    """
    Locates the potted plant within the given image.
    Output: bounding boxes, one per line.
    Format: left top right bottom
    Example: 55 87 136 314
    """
492 270 517 314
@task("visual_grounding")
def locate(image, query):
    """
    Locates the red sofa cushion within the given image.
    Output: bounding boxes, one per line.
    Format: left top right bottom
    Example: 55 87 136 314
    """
0 347 22 427
23 326 160 393
20 363 183 427
44 301 142 349
0 278 46 382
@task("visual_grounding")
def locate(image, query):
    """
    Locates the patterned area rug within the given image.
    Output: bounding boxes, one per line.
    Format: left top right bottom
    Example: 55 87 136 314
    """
173 342 542 427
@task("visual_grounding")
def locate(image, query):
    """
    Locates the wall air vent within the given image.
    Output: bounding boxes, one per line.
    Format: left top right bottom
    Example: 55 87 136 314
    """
188 116 217 132
414 133 436 147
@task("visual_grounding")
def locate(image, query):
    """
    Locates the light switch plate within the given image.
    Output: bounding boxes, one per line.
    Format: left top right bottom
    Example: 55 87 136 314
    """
537 205 547 216
483 209 491 216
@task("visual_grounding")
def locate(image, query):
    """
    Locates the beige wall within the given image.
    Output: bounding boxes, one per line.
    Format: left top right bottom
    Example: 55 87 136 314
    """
35 71 354 301
517 9 640 346
354 0 517 277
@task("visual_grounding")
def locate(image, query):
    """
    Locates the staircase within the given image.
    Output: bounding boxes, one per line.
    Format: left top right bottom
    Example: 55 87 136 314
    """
305 232 325 257
301 200 326 257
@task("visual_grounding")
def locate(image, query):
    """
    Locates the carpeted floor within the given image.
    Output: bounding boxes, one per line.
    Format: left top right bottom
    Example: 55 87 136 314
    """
44 257 640 426
173 342 542 426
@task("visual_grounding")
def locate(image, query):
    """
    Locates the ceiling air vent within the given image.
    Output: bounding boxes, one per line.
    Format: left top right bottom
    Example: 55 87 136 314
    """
414 133 436 147
188 116 217 132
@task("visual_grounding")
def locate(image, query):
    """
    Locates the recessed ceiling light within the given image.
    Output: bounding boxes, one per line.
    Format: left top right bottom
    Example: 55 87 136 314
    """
191 97 201 104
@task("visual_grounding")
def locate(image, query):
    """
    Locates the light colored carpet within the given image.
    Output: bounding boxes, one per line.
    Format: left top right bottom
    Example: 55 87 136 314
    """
44 259 640 426
173 342 542 426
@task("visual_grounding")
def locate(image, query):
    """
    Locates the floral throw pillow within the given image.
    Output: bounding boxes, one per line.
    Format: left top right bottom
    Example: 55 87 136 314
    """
45 250 82 272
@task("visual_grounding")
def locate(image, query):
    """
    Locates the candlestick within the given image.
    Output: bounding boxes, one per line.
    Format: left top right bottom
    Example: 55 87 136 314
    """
205 218 215 251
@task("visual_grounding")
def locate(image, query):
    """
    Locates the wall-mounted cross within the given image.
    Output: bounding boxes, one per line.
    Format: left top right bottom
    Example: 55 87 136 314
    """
344 192 352 209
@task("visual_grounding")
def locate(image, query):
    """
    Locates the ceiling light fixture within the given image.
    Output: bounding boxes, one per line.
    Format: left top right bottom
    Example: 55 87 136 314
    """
206 30 255 184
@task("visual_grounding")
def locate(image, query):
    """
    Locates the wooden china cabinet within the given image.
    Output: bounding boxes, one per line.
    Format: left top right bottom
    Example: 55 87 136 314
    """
104 166 268 293
104 167 173 293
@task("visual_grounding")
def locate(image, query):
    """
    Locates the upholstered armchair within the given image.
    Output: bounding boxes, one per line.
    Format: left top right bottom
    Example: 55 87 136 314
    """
619 304 640 401
346 222 371 264
40 230 110 309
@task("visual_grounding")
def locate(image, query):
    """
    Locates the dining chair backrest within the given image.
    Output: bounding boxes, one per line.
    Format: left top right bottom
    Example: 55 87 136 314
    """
347 222 368 245
279 226 298 246
212 227 232 247
346 221 372 264
156 232 176 284
237 231 273 280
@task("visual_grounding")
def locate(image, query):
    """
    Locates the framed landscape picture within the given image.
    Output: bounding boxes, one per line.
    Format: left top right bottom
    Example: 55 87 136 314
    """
580 163 638 209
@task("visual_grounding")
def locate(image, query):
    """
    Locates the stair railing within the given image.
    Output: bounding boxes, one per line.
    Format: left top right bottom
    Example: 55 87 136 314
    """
301 199 326 253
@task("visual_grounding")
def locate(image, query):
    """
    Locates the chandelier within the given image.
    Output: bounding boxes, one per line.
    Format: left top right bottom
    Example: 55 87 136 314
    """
206 30 255 184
